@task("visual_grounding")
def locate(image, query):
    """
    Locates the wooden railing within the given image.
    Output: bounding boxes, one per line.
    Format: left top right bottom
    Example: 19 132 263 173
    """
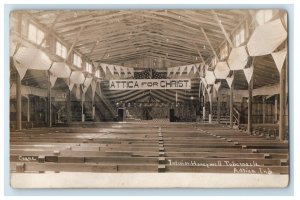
96 88 117 117
233 106 240 126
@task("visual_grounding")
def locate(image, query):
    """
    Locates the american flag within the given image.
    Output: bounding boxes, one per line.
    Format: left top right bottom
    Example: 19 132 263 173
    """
134 69 167 79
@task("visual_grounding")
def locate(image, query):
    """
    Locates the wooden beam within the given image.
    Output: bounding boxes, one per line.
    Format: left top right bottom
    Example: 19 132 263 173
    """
67 90 72 123
193 43 206 65
201 28 219 61
81 91 85 122
65 26 84 62
247 76 253 133
275 95 278 122
229 84 233 128
16 70 22 130
203 89 206 121
209 92 213 123
217 91 221 123
87 40 99 58
47 71 52 127
38 13 62 48
27 97 30 123
279 54 287 141
211 10 234 48
262 96 266 124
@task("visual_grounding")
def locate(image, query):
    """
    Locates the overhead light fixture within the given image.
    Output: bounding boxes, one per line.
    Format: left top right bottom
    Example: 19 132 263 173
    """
203 45 206 49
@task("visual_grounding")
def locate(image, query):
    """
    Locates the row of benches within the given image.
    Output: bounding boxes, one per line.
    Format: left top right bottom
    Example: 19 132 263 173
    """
10 122 289 174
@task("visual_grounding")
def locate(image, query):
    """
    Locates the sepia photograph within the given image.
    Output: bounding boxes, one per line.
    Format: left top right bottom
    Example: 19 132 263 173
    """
8 8 289 188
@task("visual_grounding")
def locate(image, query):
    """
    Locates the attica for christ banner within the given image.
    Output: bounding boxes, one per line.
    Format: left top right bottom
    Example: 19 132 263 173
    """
109 79 191 90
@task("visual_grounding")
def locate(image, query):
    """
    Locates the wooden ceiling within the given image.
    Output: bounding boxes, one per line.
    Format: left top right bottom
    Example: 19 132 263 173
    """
27 10 248 67
11 10 283 93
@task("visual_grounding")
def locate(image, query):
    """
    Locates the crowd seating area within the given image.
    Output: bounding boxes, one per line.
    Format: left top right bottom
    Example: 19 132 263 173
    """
10 122 288 174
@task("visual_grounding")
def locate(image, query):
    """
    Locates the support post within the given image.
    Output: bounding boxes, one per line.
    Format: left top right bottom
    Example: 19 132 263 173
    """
217 92 221 124
247 77 253 134
27 97 30 122
92 106 95 120
47 72 52 127
203 93 206 121
274 95 278 123
16 72 22 130
262 96 266 124
229 85 233 128
82 92 85 122
279 58 287 141
67 90 71 123
209 93 212 123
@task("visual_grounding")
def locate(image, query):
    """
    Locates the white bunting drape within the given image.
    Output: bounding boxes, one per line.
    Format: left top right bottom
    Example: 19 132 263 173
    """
214 82 221 92
167 68 172 77
186 65 193 74
226 74 234 88
243 65 254 84
83 77 93 93
13 60 28 80
68 82 74 91
10 42 18 57
121 67 127 78
247 19 287 56
193 64 198 74
50 62 71 78
100 63 134 77
115 65 121 76
179 66 186 75
101 64 107 75
271 48 287 73
13 47 52 70
70 71 85 84
205 70 216 85
214 62 230 79
107 65 114 75
128 67 134 76
173 66 179 75
49 75 57 88
227 45 249 70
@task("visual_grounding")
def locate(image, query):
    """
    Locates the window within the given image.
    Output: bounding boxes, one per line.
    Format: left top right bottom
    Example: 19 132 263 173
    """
256 10 273 26
56 41 67 59
85 62 93 74
219 44 228 60
234 27 245 47
73 53 82 68
28 23 45 46
95 70 101 78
